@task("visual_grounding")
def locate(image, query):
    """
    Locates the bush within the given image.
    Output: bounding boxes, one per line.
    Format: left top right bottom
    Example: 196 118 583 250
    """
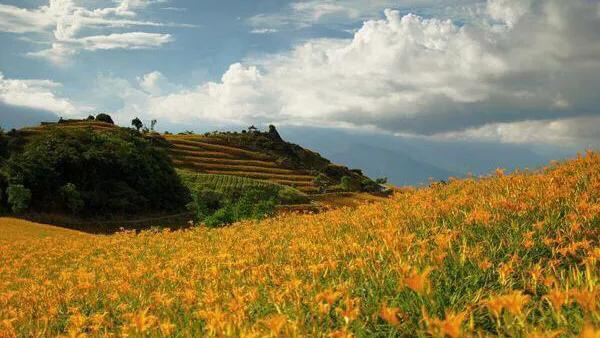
61 183 84 214
204 205 235 228
187 189 223 221
200 188 279 227
7 184 31 213
277 187 309 204
375 177 388 185
0 173 7 211
252 199 277 219
340 176 352 191
95 113 114 124
313 173 329 193
3 128 189 216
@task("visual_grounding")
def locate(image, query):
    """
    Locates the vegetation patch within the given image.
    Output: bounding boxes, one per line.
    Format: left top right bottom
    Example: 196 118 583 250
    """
0 127 189 217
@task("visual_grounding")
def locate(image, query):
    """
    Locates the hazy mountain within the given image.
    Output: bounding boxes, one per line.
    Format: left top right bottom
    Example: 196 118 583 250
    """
280 127 570 186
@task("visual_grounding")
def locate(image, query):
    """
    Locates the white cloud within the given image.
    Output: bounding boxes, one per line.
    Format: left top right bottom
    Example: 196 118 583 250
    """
436 116 600 148
107 0 600 147
0 71 81 116
0 0 187 63
247 0 483 31
250 28 278 34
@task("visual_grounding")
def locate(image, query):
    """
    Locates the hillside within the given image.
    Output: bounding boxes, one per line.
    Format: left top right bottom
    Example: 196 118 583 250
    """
0 119 387 226
17 120 381 195
0 152 598 336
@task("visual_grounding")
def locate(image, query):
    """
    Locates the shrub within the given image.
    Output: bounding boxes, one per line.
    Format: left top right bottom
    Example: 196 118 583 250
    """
340 176 352 191
375 177 388 185
204 205 235 228
95 113 114 124
313 173 329 193
131 117 143 131
252 199 277 219
187 189 223 221
278 187 309 204
0 173 7 211
3 128 189 216
61 183 85 214
7 184 31 213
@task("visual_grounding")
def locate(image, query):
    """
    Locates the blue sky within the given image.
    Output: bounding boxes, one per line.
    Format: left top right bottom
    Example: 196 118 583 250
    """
0 0 599 182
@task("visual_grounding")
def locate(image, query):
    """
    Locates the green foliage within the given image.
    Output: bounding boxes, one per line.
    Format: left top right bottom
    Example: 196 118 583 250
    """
131 117 143 131
60 183 84 214
277 186 309 204
361 178 382 193
7 184 31 213
0 173 7 211
204 204 235 228
197 188 278 227
313 173 329 192
95 113 114 124
0 127 7 161
187 188 223 221
340 176 352 191
3 128 189 216
375 177 388 184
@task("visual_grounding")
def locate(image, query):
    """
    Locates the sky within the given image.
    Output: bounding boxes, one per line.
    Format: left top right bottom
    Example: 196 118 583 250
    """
0 0 599 182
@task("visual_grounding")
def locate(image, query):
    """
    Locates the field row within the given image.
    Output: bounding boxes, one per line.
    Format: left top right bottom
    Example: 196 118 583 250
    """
167 137 271 161
172 156 308 175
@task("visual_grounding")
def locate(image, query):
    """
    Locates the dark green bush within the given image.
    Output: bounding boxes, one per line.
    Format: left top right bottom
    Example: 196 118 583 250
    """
0 173 7 211
199 188 278 227
204 204 235 228
3 128 189 216
187 189 223 220
7 184 31 213
340 176 352 191
95 113 114 124
61 183 85 214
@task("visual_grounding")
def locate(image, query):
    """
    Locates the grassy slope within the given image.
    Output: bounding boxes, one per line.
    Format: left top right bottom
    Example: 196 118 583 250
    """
1 152 598 336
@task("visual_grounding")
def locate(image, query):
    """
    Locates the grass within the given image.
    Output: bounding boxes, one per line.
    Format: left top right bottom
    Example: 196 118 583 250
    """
1 153 598 337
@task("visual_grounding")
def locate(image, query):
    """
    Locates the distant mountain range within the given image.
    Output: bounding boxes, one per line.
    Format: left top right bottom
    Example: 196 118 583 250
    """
280 127 573 186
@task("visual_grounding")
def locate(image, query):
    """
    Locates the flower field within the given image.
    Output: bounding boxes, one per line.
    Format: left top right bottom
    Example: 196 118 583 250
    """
0 152 598 337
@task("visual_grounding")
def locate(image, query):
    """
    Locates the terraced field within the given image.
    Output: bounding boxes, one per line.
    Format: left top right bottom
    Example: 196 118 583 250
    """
166 135 320 193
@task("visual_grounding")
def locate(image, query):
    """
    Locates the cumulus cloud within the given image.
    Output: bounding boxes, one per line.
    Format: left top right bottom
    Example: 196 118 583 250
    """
0 71 81 116
109 0 600 147
247 0 482 31
0 0 187 63
436 116 600 148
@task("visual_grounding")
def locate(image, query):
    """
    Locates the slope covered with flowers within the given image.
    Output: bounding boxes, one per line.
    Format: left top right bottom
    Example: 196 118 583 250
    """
1 152 599 337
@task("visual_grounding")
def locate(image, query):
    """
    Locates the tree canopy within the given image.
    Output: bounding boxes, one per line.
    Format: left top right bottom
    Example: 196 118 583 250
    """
2 128 189 216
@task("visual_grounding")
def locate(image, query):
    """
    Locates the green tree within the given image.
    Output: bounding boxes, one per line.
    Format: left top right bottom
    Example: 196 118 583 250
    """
314 173 329 193
4 128 189 216
375 177 388 185
340 176 352 191
7 184 31 213
61 183 85 214
131 117 143 132
95 113 114 124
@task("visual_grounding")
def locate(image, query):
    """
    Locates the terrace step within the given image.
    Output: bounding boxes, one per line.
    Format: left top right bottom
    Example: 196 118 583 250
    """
172 157 308 175
167 138 271 160
170 151 280 167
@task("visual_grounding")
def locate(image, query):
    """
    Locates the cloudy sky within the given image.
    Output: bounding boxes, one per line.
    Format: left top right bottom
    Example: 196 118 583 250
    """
1 0 599 151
